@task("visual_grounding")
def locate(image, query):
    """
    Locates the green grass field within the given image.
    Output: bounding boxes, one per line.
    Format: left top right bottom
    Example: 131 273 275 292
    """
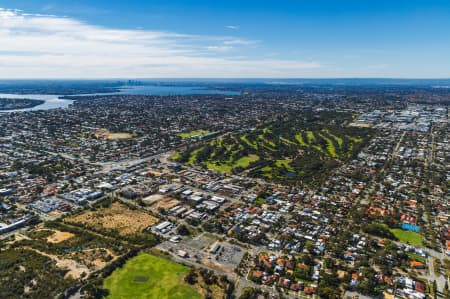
234 154 260 168
294 133 307 146
204 154 259 173
240 135 258 149
177 130 210 139
280 136 296 145
254 197 266 206
390 229 424 246
275 159 294 171
306 131 316 142
188 148 202 164
346 135 363 143
319 133 338 157
205 161 232 173
170 151 181 160
103 254 202 299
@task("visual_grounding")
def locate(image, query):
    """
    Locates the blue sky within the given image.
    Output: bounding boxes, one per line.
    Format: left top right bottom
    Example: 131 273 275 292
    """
0 0 449 78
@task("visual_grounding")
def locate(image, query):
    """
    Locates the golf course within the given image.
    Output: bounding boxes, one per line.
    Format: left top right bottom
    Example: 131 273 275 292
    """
173 112 373 185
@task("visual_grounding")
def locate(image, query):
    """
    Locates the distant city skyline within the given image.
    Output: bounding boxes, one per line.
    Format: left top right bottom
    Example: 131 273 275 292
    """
1 0 450 78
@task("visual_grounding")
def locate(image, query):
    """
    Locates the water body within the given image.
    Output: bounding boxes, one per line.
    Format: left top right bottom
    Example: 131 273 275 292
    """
0 93 74 112
0 85 240 112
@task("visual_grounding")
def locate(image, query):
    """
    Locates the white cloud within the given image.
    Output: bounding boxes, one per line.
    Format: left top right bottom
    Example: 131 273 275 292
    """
226 25 239 30
0 8 321 78
205 45 234 52
223 38 256 46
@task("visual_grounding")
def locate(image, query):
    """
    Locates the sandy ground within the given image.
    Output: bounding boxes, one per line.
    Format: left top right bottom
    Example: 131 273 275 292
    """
349 121 373 128
70 248 118 270
14 233 31 241
24 247 90 279
144 195 180 213
57 259 91 279
142 194 165 205
47 230 75 243
106 133 134 140
383 292 395 299
337 270 347 279
91 129 134 140
66 202 159 236
202 258 229 272
24 246 119 279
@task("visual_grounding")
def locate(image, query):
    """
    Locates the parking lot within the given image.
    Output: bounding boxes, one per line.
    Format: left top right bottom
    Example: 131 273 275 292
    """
156 233 246 272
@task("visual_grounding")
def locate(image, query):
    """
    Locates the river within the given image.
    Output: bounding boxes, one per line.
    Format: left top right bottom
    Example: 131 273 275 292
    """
0 85 240 112
0 94 74 112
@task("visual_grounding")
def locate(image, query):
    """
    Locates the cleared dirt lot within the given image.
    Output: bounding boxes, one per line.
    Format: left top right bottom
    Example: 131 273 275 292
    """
143 194 180 213
70 248 118 270
65 202 159 236
106 132 134 140
47 230 75 243
24 247 90 279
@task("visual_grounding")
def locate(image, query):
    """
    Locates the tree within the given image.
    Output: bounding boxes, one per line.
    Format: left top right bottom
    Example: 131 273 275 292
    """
239 288 261 299
318 286 341 299
432 280 437 299
184 269 197 285
177 224 191 236
443 281 449 298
